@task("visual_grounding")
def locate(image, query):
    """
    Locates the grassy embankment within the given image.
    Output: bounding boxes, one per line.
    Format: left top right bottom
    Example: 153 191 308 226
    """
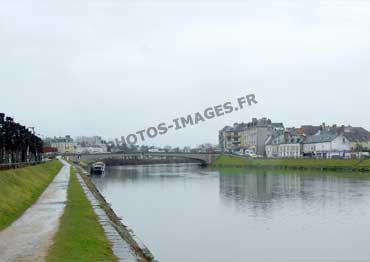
0 160 63 231
211 155 370 172
47 167 117 262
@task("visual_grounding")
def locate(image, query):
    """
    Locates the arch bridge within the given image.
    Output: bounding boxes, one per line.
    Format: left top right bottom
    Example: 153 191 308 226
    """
64 152 221 166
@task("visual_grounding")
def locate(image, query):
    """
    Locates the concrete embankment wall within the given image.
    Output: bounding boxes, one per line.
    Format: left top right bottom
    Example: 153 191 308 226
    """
74 164 155 261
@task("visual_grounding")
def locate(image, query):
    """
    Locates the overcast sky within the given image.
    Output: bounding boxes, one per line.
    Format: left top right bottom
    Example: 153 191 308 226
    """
1 0 369 147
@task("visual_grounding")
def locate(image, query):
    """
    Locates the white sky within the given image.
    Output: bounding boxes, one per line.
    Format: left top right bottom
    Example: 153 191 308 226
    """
1 0 369 147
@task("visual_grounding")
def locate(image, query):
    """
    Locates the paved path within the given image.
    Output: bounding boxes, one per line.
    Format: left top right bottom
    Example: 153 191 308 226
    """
0 159 70 262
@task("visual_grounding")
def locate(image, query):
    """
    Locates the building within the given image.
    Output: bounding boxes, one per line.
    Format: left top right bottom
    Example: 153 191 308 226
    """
219 125 233 152
303 126 370 159
219 118 284 155
75 136 104 146
265 129 304 158
240 118 284 156
303 131 350 158
296 125 322 136
42 147 58 153
219 123 247 153
265 131 283 158
49 136 76 154
75 145 107 154
75 136 108 153
340 126 370 150
221 120 370 158
265 124 370 159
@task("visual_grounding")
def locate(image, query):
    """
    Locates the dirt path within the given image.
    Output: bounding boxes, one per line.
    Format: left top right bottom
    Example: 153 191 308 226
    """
0 159 70 262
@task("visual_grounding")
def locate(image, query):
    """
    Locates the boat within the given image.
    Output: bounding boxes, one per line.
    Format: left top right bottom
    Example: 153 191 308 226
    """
90 162 105 175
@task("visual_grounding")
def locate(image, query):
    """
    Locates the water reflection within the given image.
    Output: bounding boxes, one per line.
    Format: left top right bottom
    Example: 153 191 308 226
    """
219 168 370 216
91 163 370 262
92 163 216 191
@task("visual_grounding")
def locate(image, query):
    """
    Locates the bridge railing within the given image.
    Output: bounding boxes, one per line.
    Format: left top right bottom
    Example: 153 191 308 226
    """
63 152 221 156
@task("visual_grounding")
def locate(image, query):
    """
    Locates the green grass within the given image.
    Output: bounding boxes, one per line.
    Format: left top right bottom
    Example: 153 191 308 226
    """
0 160 63 231
212 155 370 171
47 168 117 262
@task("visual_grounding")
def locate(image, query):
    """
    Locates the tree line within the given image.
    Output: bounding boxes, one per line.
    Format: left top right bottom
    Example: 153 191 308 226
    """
0 113 43 164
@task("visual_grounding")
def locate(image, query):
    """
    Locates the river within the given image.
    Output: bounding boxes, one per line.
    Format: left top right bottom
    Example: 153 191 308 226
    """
91 163 370 262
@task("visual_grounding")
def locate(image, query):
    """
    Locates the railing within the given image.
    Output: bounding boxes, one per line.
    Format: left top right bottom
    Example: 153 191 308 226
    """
63 152 221 156
0 161 42 171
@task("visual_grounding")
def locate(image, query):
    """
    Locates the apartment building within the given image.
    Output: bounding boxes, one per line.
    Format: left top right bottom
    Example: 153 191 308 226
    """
219 118 284 155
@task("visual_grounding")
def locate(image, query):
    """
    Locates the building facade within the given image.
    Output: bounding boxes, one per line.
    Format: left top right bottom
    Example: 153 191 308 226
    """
303 126 370 158
49 136 76 154
265 129 303 158
219 118 284 155
222 120 370 159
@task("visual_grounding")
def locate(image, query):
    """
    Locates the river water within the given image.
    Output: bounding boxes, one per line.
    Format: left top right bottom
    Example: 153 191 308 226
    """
91 163 370 262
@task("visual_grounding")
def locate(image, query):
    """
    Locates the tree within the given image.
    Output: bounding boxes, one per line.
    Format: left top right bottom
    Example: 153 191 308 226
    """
0 113 43 164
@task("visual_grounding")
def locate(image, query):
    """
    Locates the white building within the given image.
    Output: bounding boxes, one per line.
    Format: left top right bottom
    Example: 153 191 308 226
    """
50 136 76 154
75 146 107 154
303 127 370 159
266 125 370 159
265 130 303 158
303 133 350 158
278 143 302 158
75 136 108 153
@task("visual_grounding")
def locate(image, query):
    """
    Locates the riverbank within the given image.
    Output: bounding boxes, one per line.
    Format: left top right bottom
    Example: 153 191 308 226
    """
47 167 118 261
74 163 154 261
0 160 63 230
211 155 370 172
0 159 69 261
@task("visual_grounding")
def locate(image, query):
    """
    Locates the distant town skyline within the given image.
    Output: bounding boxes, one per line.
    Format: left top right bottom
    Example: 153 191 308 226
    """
40 117 369 149
5 114 370 149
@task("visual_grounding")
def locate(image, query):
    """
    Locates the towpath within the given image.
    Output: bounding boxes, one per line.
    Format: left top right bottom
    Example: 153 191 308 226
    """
0 159 70 262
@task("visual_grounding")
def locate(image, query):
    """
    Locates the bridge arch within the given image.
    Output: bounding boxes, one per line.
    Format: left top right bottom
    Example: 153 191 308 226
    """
65 152 220 166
